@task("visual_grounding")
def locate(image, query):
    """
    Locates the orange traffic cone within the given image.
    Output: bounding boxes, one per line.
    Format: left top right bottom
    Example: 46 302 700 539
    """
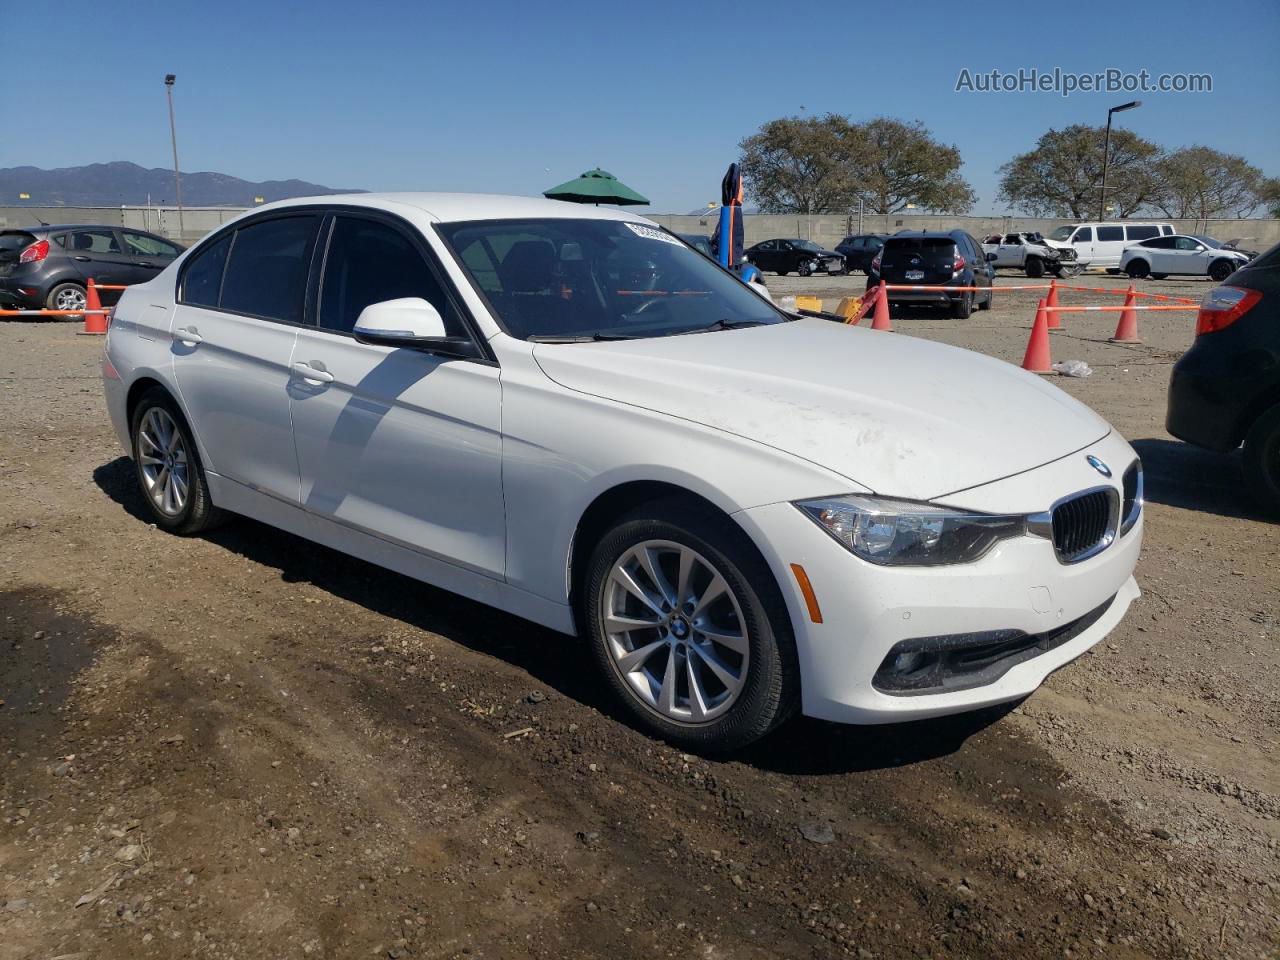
1110 285 1141 343
78 278 108 336
871 282 892 331
1021 298 1053 374
1045 279 1061 329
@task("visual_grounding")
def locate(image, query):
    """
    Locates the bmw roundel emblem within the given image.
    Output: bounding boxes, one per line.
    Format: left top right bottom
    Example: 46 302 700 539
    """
1086 455 1112 478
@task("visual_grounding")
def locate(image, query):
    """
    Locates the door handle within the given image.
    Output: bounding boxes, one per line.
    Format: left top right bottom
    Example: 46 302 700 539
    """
175 326 203 345
74 256 91 262
293 362 334 383
137 261 155 269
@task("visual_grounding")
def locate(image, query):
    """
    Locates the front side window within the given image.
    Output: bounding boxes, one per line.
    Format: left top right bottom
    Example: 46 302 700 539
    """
1174 236 1202 251
122 232 181 258
219 216 320 323
69 230 122 254
794 240 823 252
180 233 232 308
1072 227 1093 243
438 218 785 341
318 217 462 335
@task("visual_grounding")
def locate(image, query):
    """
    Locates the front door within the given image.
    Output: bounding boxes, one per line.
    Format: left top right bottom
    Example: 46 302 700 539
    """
169 214 322 503
119 230 183 286
288 213 505 579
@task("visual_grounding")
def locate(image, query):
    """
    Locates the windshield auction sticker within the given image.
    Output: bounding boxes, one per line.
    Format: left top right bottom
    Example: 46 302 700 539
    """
625 223 684 246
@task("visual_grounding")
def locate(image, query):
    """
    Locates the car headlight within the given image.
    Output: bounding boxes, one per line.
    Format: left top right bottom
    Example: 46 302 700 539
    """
795 495 1025 566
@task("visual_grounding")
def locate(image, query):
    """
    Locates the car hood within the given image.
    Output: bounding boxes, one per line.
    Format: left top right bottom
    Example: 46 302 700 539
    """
532 319 1111 502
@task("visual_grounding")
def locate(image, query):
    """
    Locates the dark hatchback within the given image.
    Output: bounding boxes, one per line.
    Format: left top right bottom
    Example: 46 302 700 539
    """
0 225 184 311
1166 242 1280 513
834 233 887 273
745 238 845 276
866 230 995 319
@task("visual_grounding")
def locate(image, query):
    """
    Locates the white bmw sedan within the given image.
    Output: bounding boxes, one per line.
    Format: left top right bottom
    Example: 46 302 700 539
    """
102 194 1143 750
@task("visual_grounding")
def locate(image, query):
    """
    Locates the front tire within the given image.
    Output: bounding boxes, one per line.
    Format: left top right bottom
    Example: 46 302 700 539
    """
1024 257 1045 279
798 262 813 277
1209 259 1236 282
130 388 226 535
583 502 798 751
1242 404 1280 517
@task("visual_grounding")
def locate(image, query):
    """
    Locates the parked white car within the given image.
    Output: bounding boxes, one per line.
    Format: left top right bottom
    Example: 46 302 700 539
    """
1047 221 1175 270
102 193 1143 750
1120 234 1253 281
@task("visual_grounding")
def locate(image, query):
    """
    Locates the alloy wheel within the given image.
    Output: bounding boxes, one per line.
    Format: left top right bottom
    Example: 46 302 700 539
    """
137 407 190 517
55 287 87 311
601 540 749 724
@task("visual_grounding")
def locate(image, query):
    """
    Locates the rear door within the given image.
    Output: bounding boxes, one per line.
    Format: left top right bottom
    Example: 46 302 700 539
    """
65 229 134 286
119 230 183 286
169 213 321 503
880 237 956 284
288 212 505 578
1137 236 1174 273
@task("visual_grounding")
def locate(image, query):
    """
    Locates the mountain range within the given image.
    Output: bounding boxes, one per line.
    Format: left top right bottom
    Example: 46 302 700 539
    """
0 161 363 207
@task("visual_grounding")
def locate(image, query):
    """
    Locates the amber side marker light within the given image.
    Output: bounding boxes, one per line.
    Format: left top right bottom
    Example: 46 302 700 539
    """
789 563 824 624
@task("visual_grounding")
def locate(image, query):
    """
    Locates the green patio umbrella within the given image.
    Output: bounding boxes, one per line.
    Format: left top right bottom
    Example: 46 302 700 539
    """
543 168 649 206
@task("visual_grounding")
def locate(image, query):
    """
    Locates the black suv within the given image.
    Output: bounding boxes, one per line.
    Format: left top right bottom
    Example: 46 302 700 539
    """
834 233 887 274
1166 242 1280 513
866 230 995 319
0 225 184 311
744 238 845 276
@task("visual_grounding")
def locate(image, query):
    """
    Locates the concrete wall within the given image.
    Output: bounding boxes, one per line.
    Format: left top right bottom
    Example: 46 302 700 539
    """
0 205 247 245
3 204 1277 251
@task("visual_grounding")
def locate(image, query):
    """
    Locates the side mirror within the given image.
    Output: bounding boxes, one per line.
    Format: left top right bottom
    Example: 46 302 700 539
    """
352 298 479 358
986 252 999 262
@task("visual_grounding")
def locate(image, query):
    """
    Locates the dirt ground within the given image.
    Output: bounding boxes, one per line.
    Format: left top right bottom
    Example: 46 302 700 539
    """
1 272 1277 960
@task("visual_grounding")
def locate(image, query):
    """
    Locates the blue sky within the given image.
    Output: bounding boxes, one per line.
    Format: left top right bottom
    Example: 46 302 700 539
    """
4 0 1277 214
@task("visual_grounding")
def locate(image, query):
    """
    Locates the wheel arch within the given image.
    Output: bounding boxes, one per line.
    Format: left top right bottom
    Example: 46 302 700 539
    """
1232 384 1280 448
566 480 785 630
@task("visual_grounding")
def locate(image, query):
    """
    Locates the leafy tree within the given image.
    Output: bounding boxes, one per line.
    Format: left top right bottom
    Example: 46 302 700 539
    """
1153 147 1271 218
739 115 974 215
998 124 1160 218
738 114 863 214
855 118 975 214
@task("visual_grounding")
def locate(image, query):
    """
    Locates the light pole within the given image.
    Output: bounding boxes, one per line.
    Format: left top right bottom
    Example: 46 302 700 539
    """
1098 100 1141 222
165 74 185 240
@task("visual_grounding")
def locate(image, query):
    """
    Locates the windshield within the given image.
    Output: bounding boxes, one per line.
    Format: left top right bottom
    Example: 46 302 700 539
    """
793 239 824 252
1191 235 1222 248
1049 226 1076 241
437 218 785 341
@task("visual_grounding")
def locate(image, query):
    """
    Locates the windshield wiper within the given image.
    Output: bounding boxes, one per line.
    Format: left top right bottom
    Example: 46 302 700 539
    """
526 332 636 343
679 318 772 335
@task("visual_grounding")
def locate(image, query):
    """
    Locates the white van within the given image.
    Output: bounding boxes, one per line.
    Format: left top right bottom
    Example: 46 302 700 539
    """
1046 222 1176 270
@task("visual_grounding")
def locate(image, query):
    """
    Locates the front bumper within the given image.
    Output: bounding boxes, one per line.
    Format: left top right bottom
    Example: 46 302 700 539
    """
735 431 1143 724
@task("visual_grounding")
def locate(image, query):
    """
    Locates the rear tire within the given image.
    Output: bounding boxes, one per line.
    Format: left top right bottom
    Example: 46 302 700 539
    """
1126 259 1150 279
582 500 798 752
775 270 788 277
46 281 87 313
1242 404 1280 517
950 292 973 319
978 289 992 310
130 388 227 535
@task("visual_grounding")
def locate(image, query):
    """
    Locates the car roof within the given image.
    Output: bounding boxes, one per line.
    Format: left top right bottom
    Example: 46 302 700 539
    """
250 192 655 225
886 230 966 240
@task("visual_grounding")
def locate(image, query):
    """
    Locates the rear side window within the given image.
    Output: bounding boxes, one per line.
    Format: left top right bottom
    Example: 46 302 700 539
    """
1096 226 1124 242
318 217 462 335
1160 225 1175 235
220 216 320 323
1126 225 1158 241
69 230 122 253
181 233 232 308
